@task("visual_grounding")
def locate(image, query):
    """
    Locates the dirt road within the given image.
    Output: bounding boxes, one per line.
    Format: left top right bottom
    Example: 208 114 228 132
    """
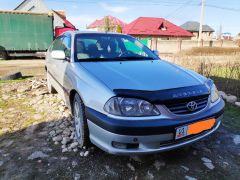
0 79 239 180
0 59 45 77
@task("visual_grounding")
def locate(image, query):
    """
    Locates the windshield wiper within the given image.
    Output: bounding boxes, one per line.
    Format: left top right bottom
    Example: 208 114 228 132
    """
77 56 155 62
117 56 155 60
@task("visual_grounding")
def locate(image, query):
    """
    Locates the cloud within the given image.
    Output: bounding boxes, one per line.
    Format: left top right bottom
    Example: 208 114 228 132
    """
100 2 128 13
68 15 96 30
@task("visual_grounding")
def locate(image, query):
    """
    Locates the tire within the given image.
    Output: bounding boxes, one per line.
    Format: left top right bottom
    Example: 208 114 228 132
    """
47 72 57 94
73 93 90 147
0 51 8 60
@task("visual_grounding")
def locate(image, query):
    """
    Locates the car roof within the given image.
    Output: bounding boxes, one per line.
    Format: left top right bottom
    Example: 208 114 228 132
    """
63 30 126 36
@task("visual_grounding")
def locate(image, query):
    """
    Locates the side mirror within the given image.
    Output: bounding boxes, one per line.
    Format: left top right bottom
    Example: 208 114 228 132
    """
152 50 159 57
51 50 66 60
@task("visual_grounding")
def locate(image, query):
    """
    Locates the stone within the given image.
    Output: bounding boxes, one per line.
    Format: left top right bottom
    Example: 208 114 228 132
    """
84 151 89 157
63 128 71 136
0 161 3 167
0 108 3 113
74 173 81 180
52 135 62 142
147 171 154 179
235 102 240 107
49 130 56 137
62 137 71 145
28 151 49 160
218 91 226 99
73 148 78 152
154 160 165 170
185 175 197 180
233 135 240 145
225 95 237 104
54 141 59 145
202 147 211 153
17 86 31 93
204 162 215 170
201 157 212 163
34 89 48 96
62 148 68 153
127 163 135 171
72 160 78 168
70 142 79 149
130 155 142 163
61 157 68 160
55 129 63 135
181 165 189 171
80 152 84 156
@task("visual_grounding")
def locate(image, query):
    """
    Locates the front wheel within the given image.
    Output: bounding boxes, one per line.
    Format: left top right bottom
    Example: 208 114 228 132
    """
73 93 89 147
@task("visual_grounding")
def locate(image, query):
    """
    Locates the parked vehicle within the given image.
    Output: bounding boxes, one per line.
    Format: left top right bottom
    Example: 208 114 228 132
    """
0 11 54 59
45 31 225 154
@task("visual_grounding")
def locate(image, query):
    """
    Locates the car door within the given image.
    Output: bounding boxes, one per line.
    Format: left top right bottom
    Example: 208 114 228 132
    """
48 34 72 98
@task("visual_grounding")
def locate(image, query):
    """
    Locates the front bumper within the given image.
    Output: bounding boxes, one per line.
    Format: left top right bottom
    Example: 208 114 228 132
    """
86 99 224 154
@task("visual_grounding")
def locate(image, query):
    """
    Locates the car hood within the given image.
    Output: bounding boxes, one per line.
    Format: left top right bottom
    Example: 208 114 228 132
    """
80 60 206 91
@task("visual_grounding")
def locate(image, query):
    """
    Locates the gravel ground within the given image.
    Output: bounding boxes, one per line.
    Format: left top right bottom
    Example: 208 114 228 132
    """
0 78 240 179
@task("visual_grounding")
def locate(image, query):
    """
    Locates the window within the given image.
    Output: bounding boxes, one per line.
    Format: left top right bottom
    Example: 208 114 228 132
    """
74 34 157 61
51 35 71 59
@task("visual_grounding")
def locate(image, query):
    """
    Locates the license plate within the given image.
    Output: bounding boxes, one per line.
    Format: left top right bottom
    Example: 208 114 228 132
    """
175 119 216 140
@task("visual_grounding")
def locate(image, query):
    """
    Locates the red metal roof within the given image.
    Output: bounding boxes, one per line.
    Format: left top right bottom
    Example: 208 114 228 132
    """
53 10 76 29
88 15 126 29
123 17 193 37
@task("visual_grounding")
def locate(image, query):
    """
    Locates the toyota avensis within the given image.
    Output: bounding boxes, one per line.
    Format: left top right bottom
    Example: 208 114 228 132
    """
45 31 225 154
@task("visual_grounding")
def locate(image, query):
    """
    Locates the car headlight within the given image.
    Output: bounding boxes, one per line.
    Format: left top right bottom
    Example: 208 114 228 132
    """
104 97 160 117
211 84 220 103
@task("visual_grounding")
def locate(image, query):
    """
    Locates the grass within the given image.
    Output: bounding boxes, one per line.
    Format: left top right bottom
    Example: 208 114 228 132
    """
223 104 240 131
167 54 240 97
0 76 32 84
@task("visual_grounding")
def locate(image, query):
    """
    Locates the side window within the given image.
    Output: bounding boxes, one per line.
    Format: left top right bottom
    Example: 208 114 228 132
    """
61 36 71 58
51 35 71 59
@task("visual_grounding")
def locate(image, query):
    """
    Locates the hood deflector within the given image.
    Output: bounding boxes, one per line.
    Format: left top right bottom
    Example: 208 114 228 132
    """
113 84 211 104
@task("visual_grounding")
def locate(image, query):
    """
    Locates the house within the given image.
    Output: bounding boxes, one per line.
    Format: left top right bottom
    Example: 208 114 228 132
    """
181 21 214 40
14 0 76 36
87 15 126 32
122 17 193 40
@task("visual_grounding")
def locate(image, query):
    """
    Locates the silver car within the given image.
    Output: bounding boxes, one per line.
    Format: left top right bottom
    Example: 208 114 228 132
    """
45 31 224 154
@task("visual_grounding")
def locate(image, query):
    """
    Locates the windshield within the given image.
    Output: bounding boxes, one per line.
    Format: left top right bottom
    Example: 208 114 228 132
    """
74 33 159 61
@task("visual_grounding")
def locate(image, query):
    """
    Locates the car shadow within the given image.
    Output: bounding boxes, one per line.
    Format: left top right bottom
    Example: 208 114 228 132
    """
1 116 238 179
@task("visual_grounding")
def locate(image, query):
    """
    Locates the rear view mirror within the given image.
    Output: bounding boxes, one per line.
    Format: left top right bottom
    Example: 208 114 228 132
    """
152 50 159 57
51 50 66 60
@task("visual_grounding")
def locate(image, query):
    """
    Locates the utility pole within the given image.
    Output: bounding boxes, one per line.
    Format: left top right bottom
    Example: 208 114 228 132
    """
198 0 205 47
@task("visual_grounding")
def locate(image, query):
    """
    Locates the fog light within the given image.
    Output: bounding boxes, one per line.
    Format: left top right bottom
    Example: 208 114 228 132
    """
112 141 127 149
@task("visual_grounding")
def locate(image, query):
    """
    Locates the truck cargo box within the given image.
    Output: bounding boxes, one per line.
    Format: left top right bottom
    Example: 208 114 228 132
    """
0 10 54 59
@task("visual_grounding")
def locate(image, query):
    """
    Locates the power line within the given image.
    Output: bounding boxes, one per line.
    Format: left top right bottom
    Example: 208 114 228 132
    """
45 0 240 12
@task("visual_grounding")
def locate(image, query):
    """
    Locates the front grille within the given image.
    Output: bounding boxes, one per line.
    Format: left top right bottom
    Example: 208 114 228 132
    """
165 95 209 115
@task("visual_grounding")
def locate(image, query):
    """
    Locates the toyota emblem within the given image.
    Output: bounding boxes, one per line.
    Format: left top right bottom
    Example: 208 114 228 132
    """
186 101 198 111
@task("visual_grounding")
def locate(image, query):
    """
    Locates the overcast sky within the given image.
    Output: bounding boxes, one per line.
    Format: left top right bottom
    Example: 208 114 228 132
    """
1 0 239 36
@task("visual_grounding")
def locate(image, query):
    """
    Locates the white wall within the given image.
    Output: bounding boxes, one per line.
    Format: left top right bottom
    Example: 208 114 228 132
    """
15 0 64 28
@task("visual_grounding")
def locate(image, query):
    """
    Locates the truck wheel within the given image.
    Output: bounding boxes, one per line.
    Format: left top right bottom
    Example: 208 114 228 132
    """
73 93 90 147
0 51 8 60
47 72 57 94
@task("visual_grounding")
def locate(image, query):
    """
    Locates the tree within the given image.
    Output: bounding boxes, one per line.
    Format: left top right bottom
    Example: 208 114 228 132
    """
116 25 122 33
103 16 114 32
